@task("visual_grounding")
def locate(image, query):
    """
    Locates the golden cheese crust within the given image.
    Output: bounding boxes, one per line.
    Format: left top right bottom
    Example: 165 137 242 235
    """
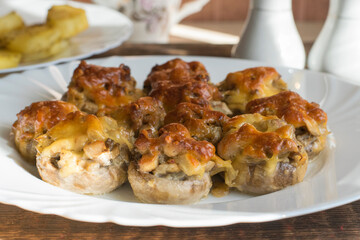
164 102 229 145
223 112 291 135
218 67 287 113
35 111 131 195
65 60 142 114
12 100 78 164
144 58 210 93
246 91 328 158
135 123 215 174
218 113 308 194
148 79 221 112
144 58 221 112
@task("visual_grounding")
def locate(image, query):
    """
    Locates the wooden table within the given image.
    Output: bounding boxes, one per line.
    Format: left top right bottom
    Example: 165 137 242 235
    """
1 43 360 239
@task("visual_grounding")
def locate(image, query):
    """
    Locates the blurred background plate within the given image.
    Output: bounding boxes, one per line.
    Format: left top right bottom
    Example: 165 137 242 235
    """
0 56 360 227
0 0 133 74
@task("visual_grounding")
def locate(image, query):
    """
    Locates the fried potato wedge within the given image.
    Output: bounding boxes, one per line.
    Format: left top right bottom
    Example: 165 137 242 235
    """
0 49 21 69
21 39 69 62
4 24 61 54
47 5 88 39
0 12 24 38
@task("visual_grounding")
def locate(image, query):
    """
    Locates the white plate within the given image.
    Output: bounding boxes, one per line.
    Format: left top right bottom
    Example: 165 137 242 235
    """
0 0 132 74
1 56 360 227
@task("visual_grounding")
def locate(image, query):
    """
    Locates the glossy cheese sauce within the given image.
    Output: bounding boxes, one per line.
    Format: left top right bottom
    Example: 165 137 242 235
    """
211 175 230 197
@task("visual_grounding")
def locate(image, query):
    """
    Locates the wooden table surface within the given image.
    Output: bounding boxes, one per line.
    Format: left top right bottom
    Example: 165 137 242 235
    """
1 43 360 239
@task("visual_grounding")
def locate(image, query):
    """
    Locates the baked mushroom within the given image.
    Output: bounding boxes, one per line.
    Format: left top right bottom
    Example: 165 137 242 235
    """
144 58 210 94
144 58 230 114
35 111 131 195
148 79 222 112
217 113 308 194
12 100 78 164
246 91 328 158
63 60 143 115
218 67 287 114
103 96 166 138
164 102 229 145
128 123 233 204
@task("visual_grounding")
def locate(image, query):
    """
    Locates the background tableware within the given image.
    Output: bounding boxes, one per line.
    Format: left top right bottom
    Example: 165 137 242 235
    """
232 0 306 69
92 0 209 43
0 0 133 74
308 0 360 84
307 0 339 72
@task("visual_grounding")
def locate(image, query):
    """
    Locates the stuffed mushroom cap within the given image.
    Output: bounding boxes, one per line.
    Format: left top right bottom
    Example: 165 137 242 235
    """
64 60 143 114
144 58 210 93
246 91 328 158
129 123 231 204
164 102 229 145
12 100 78 164
101 96 166 138
218 113 308 194
35 111 131 195
218 67 287 114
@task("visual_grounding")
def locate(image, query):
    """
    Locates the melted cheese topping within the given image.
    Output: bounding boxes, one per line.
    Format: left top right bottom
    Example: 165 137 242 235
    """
246 91 327 136
219 67 287 112
135 123 216 176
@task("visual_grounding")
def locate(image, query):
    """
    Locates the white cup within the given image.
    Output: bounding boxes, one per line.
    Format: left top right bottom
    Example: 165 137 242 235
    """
93 0 209 43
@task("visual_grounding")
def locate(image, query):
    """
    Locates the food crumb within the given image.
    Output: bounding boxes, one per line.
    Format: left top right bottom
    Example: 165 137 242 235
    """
211 175 229 197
